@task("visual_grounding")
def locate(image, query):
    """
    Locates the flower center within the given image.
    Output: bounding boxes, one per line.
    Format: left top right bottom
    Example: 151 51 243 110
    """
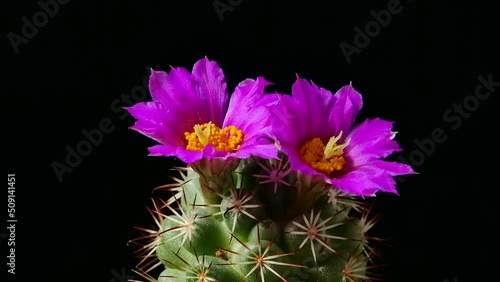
184 122 243 152
297 131 350 175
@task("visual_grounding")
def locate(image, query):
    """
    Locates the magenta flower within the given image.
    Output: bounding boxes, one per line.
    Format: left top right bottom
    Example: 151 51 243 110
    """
126 57 278 165
270 77 415 196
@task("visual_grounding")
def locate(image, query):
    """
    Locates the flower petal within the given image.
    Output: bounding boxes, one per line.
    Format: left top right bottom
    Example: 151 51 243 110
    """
224 77 279 159
125 101 185 146
270 94 306 150
328 84 363 138
149 145 203 165
191 57 228 126
223 77 274 127
291 77 337 140
148 68 206 126
344 118 402 167
331 160 415 196
233 140 278 159
154 144 230 165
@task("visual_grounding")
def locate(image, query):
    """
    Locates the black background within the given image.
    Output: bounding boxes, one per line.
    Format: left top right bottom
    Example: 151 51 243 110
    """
4 0 499 281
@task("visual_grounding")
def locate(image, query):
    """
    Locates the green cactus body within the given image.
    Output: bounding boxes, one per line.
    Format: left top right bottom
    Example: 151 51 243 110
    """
130 155 384 281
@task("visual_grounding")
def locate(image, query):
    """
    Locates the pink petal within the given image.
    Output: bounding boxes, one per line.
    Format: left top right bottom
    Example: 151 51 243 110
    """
191 57 228 126
328 84 363 138
125 102 184 146
224 77 279 160
331 160 415 196
344 118 402 167
291 77 337 140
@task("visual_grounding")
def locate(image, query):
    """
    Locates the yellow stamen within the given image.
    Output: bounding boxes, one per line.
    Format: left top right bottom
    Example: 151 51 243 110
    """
324 131 350 159
298 132 350 175
194 121 212 146
184 122 243 152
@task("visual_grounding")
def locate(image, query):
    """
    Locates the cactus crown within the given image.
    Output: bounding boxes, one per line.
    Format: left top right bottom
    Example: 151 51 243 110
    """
128 155 386 282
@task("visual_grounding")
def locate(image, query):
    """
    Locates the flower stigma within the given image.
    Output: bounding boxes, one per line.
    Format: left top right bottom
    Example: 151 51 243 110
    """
185 122 244 152
298 131 350 175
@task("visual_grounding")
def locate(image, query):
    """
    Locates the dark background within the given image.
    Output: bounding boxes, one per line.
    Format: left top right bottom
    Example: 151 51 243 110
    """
4 0 499 281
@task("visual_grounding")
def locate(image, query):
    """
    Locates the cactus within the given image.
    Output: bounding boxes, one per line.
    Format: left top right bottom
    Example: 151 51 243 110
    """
129 154 386 282
125 57 415 281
